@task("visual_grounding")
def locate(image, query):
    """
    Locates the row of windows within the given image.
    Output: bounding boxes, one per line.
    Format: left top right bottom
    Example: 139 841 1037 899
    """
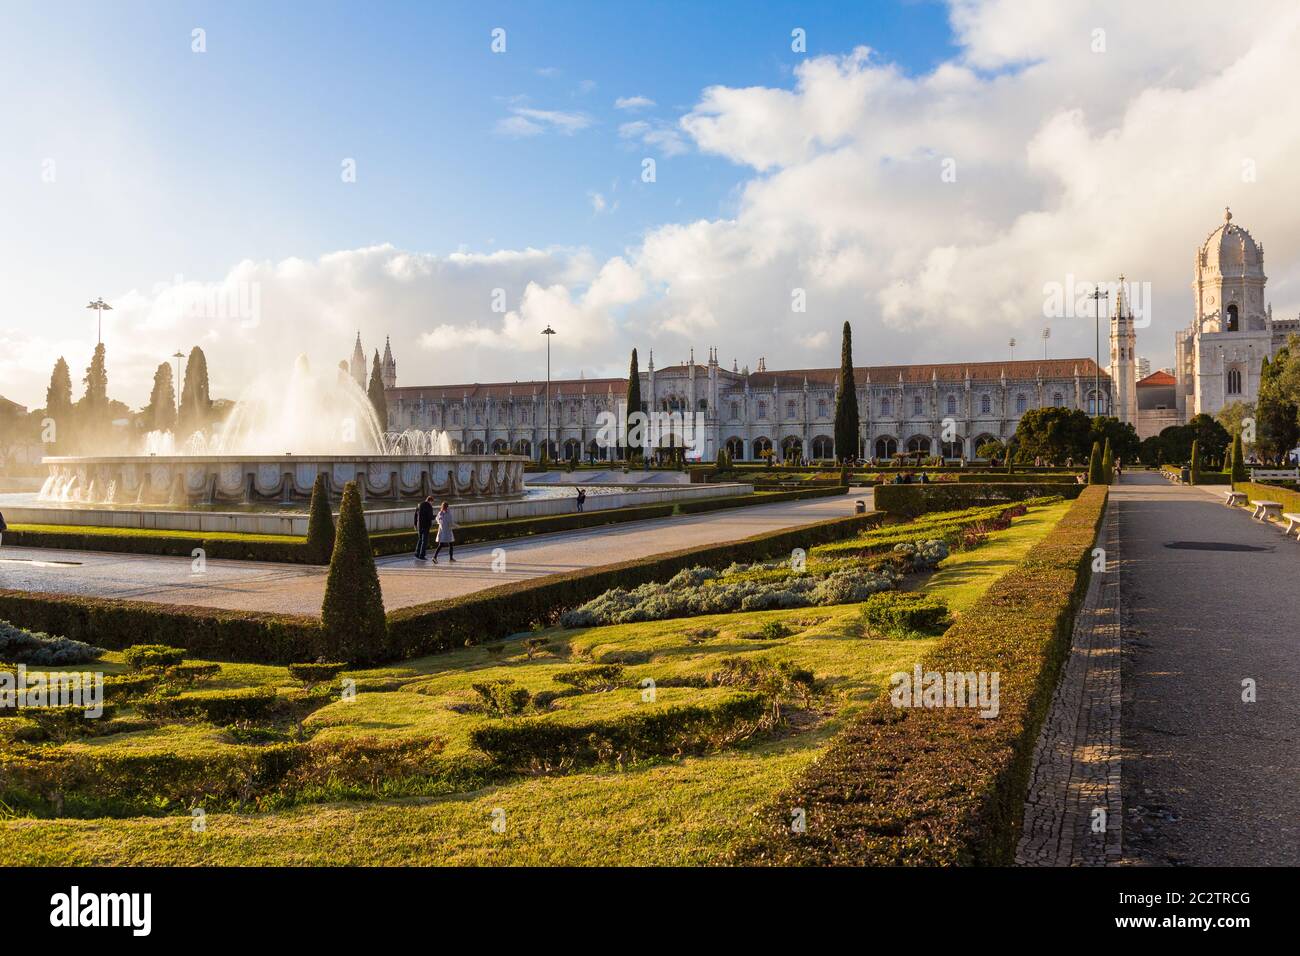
728 392 1076 421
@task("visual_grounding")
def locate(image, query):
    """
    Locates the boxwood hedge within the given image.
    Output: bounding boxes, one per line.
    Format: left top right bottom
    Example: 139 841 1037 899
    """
731 484 1108 866
874 481 1084 518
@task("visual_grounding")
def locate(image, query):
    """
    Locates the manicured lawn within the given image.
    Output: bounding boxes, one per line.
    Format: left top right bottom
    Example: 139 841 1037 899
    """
0 498 1072 865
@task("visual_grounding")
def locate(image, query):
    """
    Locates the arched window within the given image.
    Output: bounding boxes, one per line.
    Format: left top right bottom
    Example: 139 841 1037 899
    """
907 435 931 455
451 408 460 426
757 400 768 419
786 399 797 419
725 437 745 460
469 439 485 454
881 397 892 416
1015 393 1027 414
912 395 923 416
817 398 828 418
730 401 739 420
753 436 773 459
980 394 992 415
1227 368 1242 394
1226 304 1239 332
946 395 958 415
874 436 897 459
1053 392 1064 407
811 435 833 458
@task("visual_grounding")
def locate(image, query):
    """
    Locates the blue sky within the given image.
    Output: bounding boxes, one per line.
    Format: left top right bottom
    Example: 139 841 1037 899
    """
2 0 1296 408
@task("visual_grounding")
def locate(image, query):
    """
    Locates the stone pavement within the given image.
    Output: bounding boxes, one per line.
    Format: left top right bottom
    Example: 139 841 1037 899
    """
0 490 870 617
1115 473 1299 865
1017 493 1122 866
1020 472 1300 866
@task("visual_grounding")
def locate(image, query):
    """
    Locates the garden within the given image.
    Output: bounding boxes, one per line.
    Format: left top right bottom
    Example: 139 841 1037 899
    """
0 490 1100 865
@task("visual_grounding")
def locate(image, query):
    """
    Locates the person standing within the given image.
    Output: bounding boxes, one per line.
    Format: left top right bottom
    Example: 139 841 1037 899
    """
432 501 456 563
413 496 435 560
576 487 586 512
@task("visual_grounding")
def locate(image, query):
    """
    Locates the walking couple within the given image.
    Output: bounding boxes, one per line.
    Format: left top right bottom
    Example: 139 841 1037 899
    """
414 497 455 563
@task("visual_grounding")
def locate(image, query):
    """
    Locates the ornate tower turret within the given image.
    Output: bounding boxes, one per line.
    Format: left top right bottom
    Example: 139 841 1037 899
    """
381 336 397 389
1110 275 1138 425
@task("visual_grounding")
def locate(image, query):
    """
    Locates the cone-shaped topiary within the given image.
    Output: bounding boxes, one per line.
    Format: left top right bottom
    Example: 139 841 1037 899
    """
1087 441 1104 484
1230 432 1247 483
321 480 387 662
1190 439 1201 485
1101 438 1114 485
305 473 335 564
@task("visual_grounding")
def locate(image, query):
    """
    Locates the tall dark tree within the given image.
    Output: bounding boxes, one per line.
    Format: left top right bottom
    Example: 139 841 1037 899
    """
305 473 335 564
1013 406 1093 464
833 321 860 462
1087 440 1104 484
367 350 389 429
75 343 111 449
320 481 387 662
1257 351 1300 464
178 346 213 438
143 362 177 433
624 348 642 462
44 357 73 452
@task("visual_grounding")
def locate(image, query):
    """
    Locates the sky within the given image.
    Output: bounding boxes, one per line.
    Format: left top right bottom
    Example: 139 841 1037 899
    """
2 0 1299 410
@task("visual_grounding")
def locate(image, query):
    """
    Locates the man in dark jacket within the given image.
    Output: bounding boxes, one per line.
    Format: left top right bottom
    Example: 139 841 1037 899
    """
413 496 435 560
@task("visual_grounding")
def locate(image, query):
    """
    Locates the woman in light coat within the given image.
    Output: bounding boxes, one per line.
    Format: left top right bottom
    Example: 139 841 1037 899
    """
432 501 456 563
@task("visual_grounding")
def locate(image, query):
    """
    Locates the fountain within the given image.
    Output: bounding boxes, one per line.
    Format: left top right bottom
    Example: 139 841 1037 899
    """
39 355 526 506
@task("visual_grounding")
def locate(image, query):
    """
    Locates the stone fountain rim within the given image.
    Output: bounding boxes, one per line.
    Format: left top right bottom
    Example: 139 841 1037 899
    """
42 454 531 464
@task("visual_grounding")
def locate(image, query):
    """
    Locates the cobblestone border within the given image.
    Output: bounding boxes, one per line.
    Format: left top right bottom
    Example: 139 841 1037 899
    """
1016 500 1122 866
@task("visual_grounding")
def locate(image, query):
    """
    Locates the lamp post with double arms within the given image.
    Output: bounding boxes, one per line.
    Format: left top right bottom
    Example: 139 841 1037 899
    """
1088 287 1109 416
86 298 112 345
541 325 556 463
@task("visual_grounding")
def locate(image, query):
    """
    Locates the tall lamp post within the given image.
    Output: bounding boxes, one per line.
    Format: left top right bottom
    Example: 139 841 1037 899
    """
541 325 556 463
86 298 113 345
172 351 185 419
1088 286 1109 416
1042 327 1051 360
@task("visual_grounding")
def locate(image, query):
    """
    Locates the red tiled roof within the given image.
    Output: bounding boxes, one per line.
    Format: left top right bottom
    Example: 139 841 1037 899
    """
1137 370 1176 387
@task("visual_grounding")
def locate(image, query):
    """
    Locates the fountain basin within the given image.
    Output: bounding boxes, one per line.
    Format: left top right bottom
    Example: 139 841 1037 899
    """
40 455 528 506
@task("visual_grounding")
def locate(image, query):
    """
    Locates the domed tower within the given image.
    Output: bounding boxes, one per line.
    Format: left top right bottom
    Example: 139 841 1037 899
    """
1177 208 1276 418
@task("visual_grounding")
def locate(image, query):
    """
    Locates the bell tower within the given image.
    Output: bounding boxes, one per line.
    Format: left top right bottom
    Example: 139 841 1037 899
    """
1109 276 1137 425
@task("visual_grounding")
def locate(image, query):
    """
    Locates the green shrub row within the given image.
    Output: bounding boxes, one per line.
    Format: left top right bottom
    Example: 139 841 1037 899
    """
873 482 1083 518
2 527 312 562
731 484 1108 865
0 737 453 817
469 690 767 769
384 510 886 659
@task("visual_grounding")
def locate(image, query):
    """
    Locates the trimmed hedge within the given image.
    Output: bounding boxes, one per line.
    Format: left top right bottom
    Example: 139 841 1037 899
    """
1233 480 1300 512
731 484 1108 866
873 482 1083 518
469 691 766 769
2 527 310 563
385 510 886 659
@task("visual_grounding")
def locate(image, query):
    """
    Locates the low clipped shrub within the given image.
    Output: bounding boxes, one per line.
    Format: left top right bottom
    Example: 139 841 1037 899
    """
874 482 1082 518
0 621 103 666
122 644 186 671
102 673 159 702
471 679 531 717
163 663 221 686
552 664 625 691
137 686 280 723
22 703 119 742
287 662 346 688
859 592 952 637
469 691 767 769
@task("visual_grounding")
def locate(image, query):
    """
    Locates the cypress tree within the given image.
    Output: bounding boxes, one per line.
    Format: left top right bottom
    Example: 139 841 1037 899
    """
305 473 335 564
76 343 110 450
321 481 387 662
1101 437 1114 484
44 357 73 452
178 346 213 437
367 350 389 429
1087 441 1104 484
144 362 178 433
1189 439 1201 485
833 321 860 463
1230 432 1247 483
624 348 642 463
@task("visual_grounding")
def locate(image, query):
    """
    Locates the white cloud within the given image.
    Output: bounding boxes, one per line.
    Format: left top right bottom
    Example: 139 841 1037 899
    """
495 107 593 137
615 95 656 110
618 119 688 156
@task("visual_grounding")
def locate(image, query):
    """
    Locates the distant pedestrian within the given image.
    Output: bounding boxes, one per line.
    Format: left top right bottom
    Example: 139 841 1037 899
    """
0 509 6 550
575 487 586 512
413 496 435 560
431 501 456 563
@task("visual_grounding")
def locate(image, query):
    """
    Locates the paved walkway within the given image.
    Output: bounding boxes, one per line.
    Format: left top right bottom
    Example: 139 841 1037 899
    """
0 490 870 617
1116 473 1299 865
1017 497 1122 866
1021 472 1299 866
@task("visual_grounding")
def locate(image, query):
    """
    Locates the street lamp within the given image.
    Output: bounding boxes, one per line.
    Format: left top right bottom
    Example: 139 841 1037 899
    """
86 298 113 345
541 325 556 463
173 351 185 419
1008 337 1016 362
1088 286 1110 416
1042 327 1051 360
